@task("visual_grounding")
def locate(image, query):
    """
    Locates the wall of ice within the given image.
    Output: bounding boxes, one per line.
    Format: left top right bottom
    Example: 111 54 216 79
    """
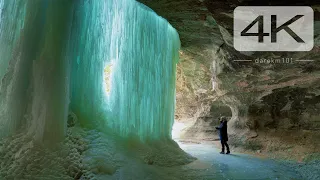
0 0 180 143
0 0 72 143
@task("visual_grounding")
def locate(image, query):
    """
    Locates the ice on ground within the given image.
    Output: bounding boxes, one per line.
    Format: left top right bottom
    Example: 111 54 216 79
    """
0 124 194 180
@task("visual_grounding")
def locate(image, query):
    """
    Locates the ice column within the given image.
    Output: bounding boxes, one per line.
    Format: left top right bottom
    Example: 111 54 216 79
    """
0 0 72 143
0 0 180 142
69 0 180 140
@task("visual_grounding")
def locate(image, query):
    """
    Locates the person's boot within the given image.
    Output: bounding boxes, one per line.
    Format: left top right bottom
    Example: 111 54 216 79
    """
220 151 225 154
226 150 230 154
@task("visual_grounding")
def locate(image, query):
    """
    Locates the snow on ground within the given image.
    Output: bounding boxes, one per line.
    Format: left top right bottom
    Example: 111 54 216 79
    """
81 129 320 180
1 126 319 180
177 141 320 180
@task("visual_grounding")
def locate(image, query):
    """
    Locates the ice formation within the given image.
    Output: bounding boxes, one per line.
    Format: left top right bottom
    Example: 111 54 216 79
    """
0 0 72 143
69 0 180 140
0 0 182 178
0 0 179 142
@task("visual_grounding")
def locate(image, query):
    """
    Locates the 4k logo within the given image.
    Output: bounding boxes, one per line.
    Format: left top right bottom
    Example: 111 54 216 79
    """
234 6 314 51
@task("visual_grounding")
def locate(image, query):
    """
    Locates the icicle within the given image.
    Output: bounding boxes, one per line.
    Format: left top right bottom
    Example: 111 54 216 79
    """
0 0 180 142
69 0 180 140
0 0 72 143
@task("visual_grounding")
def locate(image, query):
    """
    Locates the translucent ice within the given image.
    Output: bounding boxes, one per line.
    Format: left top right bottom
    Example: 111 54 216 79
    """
69 0 180 140
0 0 72 143
0 0 180 143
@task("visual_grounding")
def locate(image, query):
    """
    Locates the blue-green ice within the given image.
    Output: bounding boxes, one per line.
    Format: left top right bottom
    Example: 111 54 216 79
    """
0 0 180 142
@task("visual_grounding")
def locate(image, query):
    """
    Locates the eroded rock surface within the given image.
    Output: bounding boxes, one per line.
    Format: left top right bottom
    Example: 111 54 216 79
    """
139 0 320 159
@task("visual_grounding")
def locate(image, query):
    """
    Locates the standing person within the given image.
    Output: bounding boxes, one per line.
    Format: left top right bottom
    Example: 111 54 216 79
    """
216 117 230 154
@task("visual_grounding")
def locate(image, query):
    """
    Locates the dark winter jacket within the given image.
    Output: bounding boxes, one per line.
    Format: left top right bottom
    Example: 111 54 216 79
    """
216 121 228 141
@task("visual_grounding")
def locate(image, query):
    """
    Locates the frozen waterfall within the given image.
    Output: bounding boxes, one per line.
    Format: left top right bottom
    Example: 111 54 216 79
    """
0 0 180 143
